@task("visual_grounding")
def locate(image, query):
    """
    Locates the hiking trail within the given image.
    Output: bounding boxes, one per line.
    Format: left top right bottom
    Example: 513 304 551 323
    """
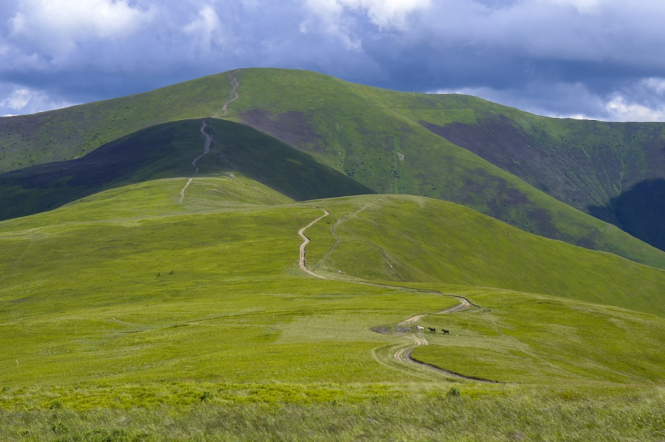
191 120 213 175
222 71 241 115
297 207 496 383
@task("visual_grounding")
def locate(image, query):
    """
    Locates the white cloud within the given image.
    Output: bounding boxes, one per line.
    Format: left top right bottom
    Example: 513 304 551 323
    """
0 85 75 115
183 5 227 53
338 0 431 29
2 88 31 110
640 77 665 96
605 96 665 122
301 0 430 49
8 0 152 57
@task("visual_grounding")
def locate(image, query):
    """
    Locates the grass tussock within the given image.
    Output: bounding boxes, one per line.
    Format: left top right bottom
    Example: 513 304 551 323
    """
0 385 663 441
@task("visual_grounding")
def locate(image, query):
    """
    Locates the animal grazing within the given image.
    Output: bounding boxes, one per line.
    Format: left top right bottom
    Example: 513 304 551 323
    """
416 326 424 332
428 327 436 333
442 329 450 335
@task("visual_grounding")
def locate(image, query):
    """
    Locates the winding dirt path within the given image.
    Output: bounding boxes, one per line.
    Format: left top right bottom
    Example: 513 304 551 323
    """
312 198 382 271
298 210 329 279
222 71 241 115
297 209 495 382
192 120 213 175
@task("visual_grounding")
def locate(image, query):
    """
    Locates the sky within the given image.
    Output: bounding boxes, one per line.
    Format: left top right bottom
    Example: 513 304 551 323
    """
2 0 665 121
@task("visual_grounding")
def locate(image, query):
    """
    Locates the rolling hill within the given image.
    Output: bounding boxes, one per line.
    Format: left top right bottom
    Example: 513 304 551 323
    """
2 177 665 388
2 68 665 271
1 159 664 439
0 118 372 221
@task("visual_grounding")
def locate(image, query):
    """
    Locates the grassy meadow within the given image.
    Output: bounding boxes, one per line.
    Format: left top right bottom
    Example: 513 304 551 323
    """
1 175 664 439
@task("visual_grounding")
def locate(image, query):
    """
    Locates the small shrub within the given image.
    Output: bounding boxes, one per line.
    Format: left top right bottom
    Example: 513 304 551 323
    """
50 400 63 409
52 421 68 435
447 387 461 397
201 391 212 402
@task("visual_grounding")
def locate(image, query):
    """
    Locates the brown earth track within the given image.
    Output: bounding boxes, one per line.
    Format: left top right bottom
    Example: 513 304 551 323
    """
298 208 496 382
222 71 241 115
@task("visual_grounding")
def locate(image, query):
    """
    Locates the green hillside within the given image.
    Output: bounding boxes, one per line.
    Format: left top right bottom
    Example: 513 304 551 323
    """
422 108 665 251
0 118 372 221
1 176 665 439
2 179 664 388
305 195 665 316
2 69 665 269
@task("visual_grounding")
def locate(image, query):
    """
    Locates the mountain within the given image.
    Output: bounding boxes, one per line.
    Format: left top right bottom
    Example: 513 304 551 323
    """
422 110 665 251
1 68 665 269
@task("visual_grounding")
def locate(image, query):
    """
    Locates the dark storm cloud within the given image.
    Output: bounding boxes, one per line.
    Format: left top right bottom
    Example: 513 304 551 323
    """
1 0 665 121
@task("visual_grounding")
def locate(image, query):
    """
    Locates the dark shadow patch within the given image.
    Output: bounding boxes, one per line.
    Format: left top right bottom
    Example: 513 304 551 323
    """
420 117 623 223
240 109 324 152
589 179 665 251
0 118 373 221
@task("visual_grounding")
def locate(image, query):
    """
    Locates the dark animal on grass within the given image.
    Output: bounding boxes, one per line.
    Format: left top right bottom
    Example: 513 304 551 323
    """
428 327 436 333
442 329 450 335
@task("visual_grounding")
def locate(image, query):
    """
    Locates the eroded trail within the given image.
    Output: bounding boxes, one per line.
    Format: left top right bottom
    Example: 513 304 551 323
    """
297 209 493 382
222 71 241 115
179 178 193 203
191 120 213 175
298 210 329 279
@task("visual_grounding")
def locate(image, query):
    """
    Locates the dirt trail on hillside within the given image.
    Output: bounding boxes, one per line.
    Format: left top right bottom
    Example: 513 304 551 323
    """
297 209 495 382
312 198 383 271
222 71 241 115
392 298 498 382
191 120 213 175
179 178 193 203
298 210 329 279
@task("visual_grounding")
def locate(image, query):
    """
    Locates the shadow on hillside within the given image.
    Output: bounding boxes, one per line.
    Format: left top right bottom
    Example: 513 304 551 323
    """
0 118 373 222
588 179 665 252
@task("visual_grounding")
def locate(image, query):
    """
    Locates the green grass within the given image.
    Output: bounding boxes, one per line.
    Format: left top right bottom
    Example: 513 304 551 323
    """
1 179 664 390
1 176 665 439
1 385 664 441
2 68 665 268
412 289 665 384
306 195 665 316
0 182 451 387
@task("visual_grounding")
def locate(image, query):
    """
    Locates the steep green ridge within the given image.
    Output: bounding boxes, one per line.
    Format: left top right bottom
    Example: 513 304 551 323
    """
305 195 665 317
1 68 665 268
0 118 372 221
421 111 665 251
1 179 664 388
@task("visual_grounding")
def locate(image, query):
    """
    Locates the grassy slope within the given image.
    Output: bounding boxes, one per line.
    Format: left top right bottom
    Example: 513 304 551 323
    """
0 118 373 221
0 180 453 387
412 288 665 384
0 73 235 171
1 178 665 439
1 68 664 269
419 101 665 251
229 69 665 268
306 195 665 316
1 179 664 390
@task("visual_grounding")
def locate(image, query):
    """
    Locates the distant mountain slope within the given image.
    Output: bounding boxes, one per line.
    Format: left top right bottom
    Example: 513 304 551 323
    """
1 68 664 267
0 118 372 221
421 112 665 251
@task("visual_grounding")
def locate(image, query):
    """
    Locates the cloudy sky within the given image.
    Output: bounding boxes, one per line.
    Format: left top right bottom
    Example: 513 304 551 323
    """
2 0 665 121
